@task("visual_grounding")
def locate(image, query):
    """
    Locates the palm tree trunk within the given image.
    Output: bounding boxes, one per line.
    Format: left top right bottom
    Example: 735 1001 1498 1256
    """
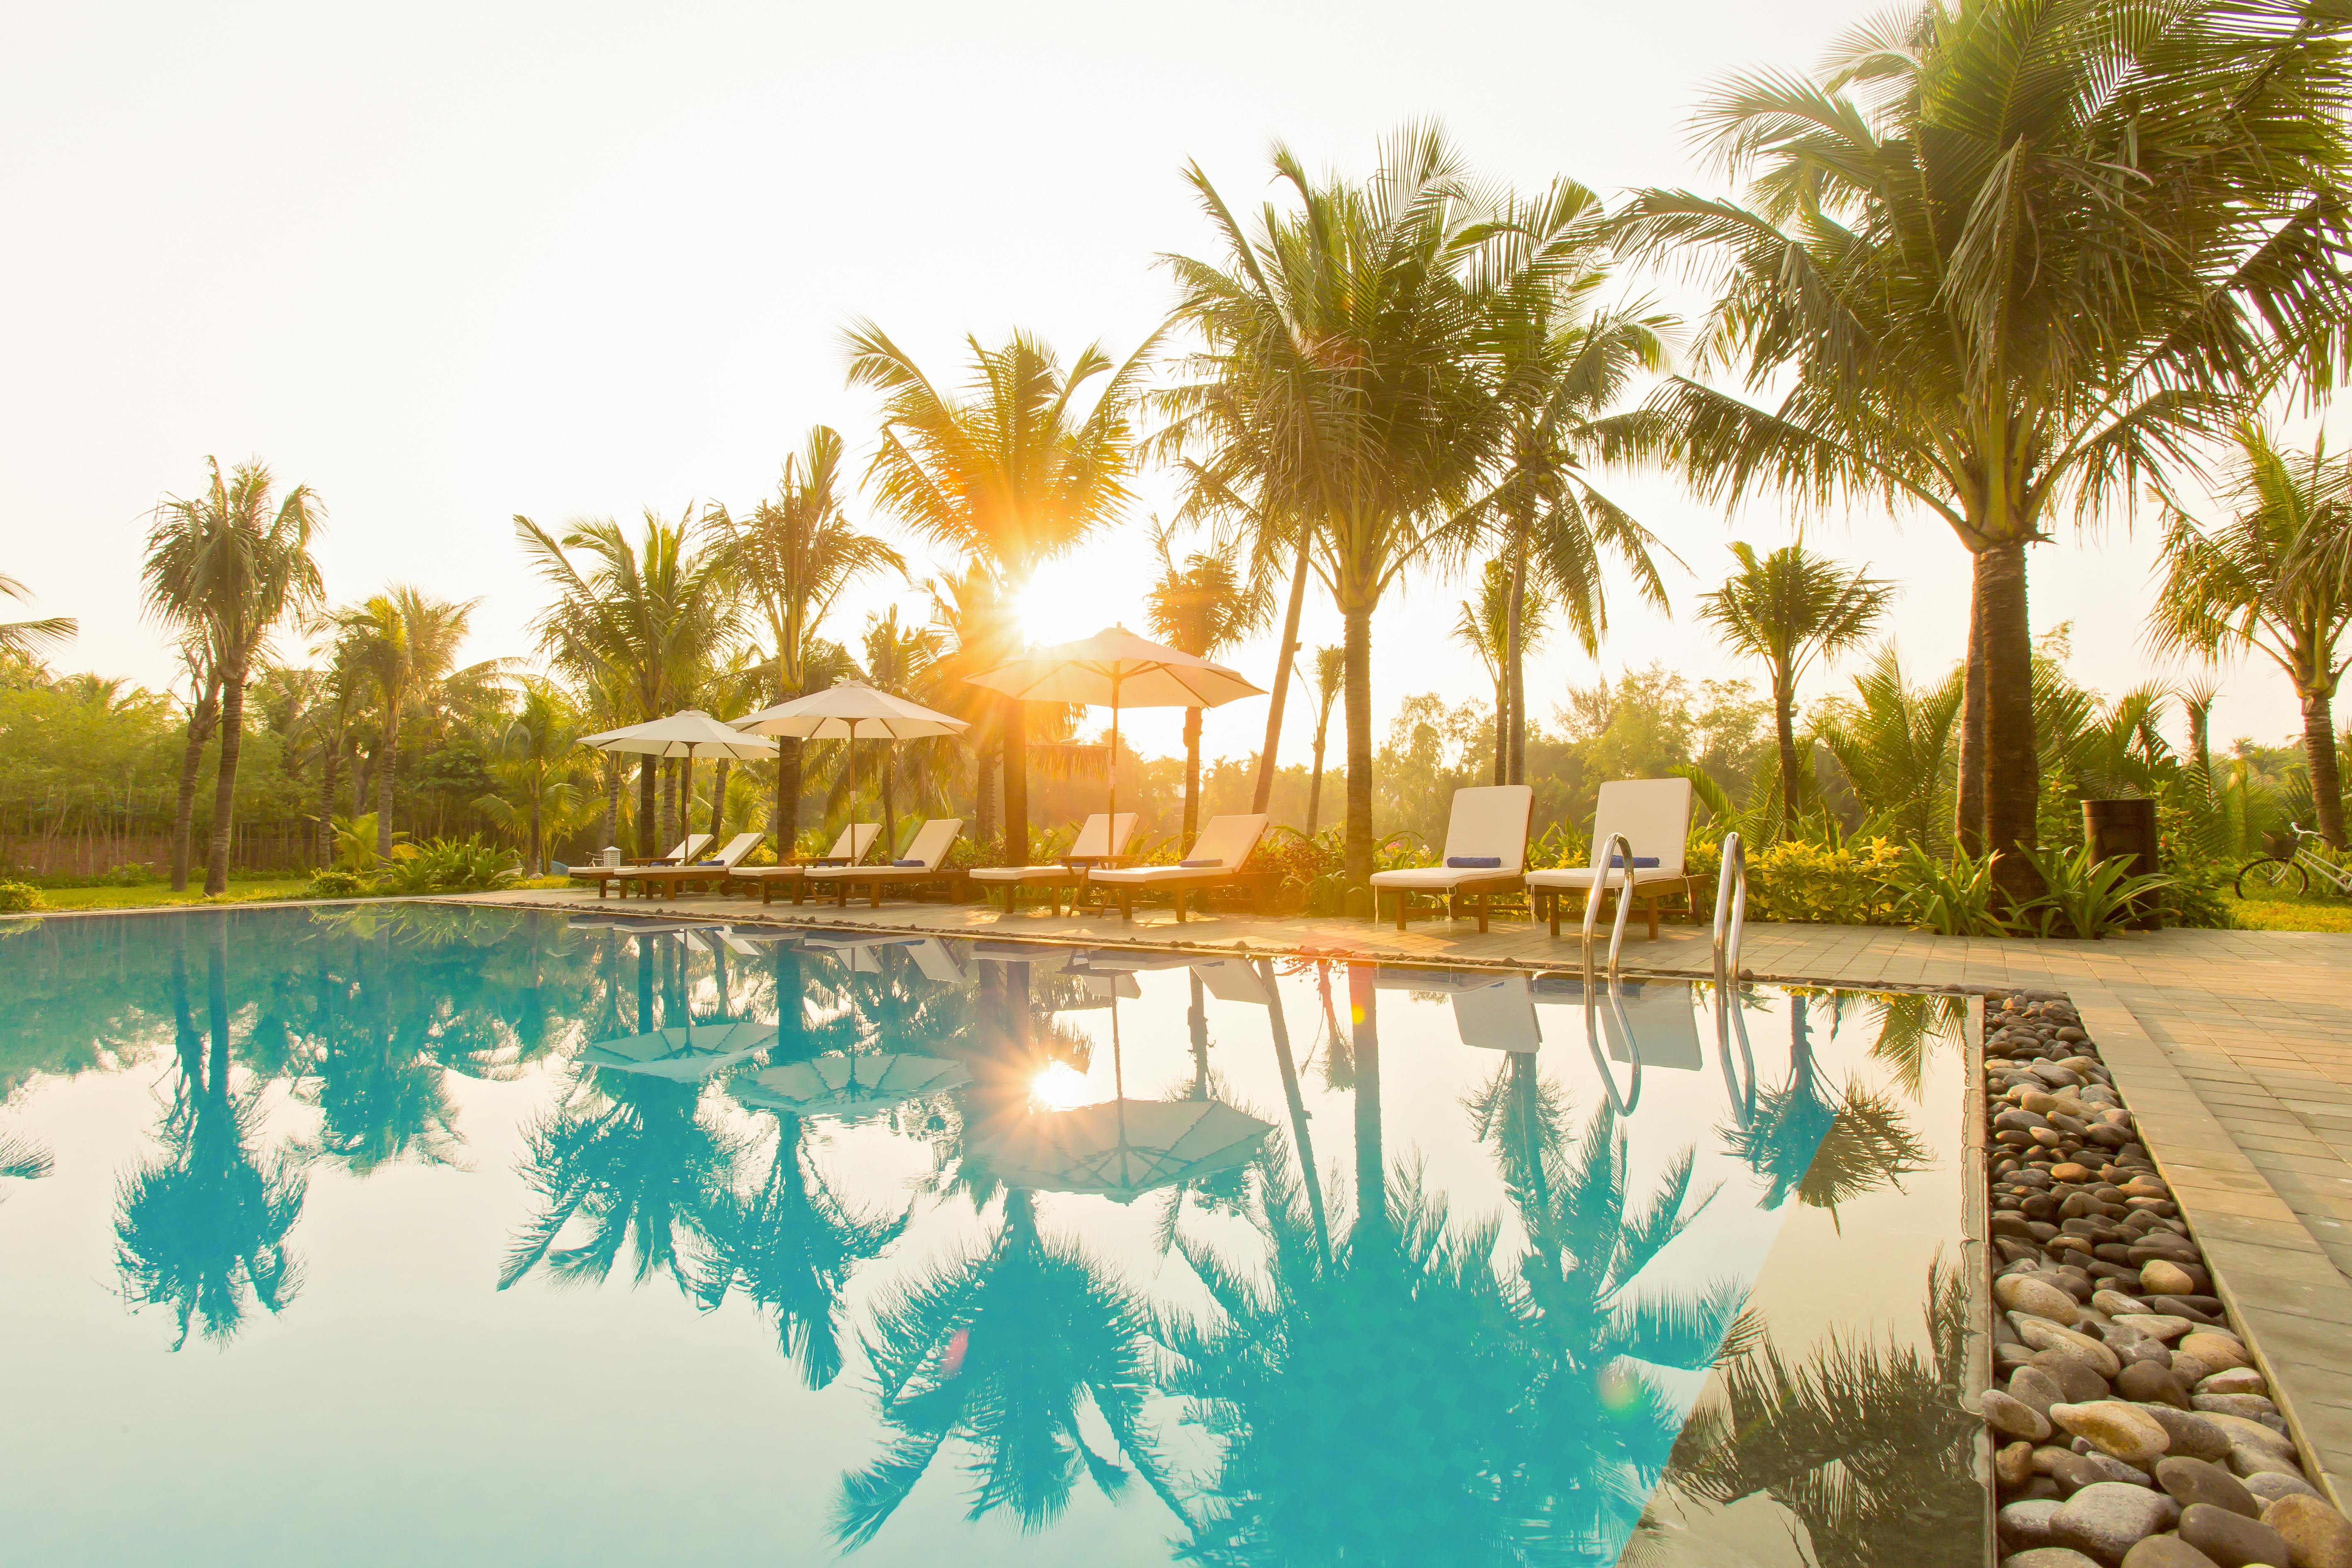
1251 525 1317 814
2188 700 2213 781
2302 683 2346 848
317 733 340 871
1182 708 1203 845
1341 600 1375 902
375 705 400 861
1305 724 1328 838
1492 678 1508 785
601 754 620 854
1979 541 2040 901
681 756 697 844
638 756 658 858
1506 512 1528 785
528 778 544 876
1001 698 1028 863
1956 562 1988 858
1773 666 1802 819
881 744 897 851
171 679 221 892
203 652 250 896
709 758 731 845
661 758 678 852
1256 958 1329 1261
1349 962 1384 1247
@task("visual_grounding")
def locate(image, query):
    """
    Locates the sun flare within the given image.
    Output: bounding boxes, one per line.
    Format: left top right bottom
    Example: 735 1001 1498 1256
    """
1030 1060 1096 1111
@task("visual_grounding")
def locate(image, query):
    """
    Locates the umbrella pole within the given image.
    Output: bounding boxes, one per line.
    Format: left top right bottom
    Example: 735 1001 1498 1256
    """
1112 999 1133 1189
1108 678 1120 823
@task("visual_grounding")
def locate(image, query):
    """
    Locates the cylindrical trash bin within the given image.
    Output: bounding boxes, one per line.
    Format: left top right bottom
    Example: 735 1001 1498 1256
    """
2081 798 2162 931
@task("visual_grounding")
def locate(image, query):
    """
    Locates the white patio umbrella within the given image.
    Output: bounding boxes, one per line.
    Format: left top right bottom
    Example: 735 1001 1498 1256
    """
576 710 777 862
731 681 968 842
581 1019 773 1081
732 1053 972 1121
962 626 1263 820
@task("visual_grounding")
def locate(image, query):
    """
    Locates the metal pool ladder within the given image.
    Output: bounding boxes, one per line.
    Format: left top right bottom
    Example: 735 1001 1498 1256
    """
1712 831 1747 992
1711 832 1757 1126
1579 832 1638 990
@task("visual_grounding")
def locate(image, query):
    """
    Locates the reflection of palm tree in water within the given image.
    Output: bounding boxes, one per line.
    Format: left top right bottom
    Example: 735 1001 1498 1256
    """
114 926 307 1349
1642 1264 1981 1568
830 1185 1184 1551
0 1127 53 1190
1719 992 1929 1216
725 1111 907 1390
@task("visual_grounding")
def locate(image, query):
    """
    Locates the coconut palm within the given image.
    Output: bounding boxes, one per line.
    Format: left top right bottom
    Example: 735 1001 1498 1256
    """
2148 423 2352 845
710 426 906 853
1303 645 1345 838
830 1186 1185 1550
325 587 483 860
1617 0 2352 892
161 631 224 892
141 457 326 895
1817 645 1964 851
477 678 588 875
1145 518 1272 841
924 564 1018 851
0 572 74 660
1157 127 1518 896
845 324 1156 862
852 605 944 846
514 509 742 857
1453 559 1551 783
1697 544 1894 820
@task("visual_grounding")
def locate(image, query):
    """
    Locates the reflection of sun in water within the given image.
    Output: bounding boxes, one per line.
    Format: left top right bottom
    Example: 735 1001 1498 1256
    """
1031 1061 1094 1110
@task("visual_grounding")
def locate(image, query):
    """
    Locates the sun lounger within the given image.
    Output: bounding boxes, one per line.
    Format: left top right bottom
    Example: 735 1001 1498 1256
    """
609 832 764 899
804 818 963 907
1086 814 1270 923
1366 785 1533 933
729 822 882 906
571 833 714 897
966 812 1139 914
1523 777 1694 939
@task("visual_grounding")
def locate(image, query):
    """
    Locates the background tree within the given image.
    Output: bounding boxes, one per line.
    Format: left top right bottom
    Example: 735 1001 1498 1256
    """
847 323 1155 862
141 457 325 894
2149 423 2352 846
1453 559 1551 783
1144 520 1270 841
477 678 588 874
1304 645 1344 837
1619 0 2352 894
711 426 904 855
326 587 482 859
0 573 75 660
1697 543 1893 821
163 632 223 892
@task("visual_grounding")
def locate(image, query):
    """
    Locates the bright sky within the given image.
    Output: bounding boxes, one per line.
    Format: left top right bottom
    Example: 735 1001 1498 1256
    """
4 0 2332 768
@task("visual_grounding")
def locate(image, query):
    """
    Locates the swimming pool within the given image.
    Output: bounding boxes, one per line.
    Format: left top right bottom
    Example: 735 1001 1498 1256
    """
0 903 1985 1565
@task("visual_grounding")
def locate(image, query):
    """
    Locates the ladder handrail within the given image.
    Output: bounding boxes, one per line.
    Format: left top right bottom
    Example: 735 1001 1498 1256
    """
1712 831 1748 993
1580 832 1639 992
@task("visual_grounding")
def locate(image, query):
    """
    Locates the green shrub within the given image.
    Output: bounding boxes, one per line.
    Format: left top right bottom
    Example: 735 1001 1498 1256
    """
373 836 520 895
304 869 370 899
2012 843 2173 939
2158 855 2235 929
0 881 41 912
1746 837 1902 925
1880 843 2010 936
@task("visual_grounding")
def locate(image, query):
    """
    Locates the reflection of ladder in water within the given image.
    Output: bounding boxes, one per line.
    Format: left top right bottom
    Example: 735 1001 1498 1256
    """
1712 833 1757 1129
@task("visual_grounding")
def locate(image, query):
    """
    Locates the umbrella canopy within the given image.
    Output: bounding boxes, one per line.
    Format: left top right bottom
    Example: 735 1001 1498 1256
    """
578 709 776 761
581 1020 773 1080
731 1053 972 1121
975 1097 1273 1201
731 680 967 740
962 626 1264 819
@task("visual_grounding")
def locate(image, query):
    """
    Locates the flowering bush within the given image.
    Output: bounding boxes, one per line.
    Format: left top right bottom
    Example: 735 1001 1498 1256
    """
0 881 41 912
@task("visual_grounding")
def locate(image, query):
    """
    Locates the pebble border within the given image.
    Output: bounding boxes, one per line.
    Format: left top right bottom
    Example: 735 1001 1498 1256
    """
1984 992 2352 1568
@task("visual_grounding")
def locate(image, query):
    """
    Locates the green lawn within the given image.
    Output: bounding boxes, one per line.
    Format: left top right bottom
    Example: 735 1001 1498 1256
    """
24 878 318 912
2219 885 2352 932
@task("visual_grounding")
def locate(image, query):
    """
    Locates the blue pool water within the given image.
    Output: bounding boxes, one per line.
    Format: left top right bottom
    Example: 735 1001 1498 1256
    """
0 904 1983 1565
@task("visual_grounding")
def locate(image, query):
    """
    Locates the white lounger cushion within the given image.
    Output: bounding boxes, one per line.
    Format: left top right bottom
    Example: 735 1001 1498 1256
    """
1090 814 1268 885
1369 785 1533 890
969 812 1141 882
1525 777 1694 888
732 822 882 878
806 818 961 877
617 831 762 876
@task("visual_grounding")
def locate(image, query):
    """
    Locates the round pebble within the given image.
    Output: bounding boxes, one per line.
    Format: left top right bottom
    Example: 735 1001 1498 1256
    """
2097 1289 2153 1318
2005 1549 2105 1568
1988 1390 2056 1443
2036 1351 2114 1403
2138 1405 2233 1463
2177 1501 2289 1568
2012 1367 2067 1419
2018 1318 2125 1379
2192 1394 2278 1422
2117 1361 2191 1409
2179 1334 2251 1374
2154 1456 2260 1519
2003 1498 2067 1550
2143 1261 2198 1297
2003 1274 2089 1325
2196 1369 2266 1397
2052 1400 2172 1463
2261 1492 2352 1568
2000 1440 2039 1487
2241 1471 2323 1506
2055 1483 2182 1562
2120 1537 2223 1568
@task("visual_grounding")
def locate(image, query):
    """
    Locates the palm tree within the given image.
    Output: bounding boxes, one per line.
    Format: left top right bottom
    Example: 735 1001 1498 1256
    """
515 509 741 858
2148 423 2352 846
141 457 326 895
724 1113 907 1391
1697 544 1894 821
1617 0 2352 893
0 572 75 659
857 605 943 846
831 1186 1184 1550
478 678 588 874
325 587 482 859
710 427 906 854
1145 519 1272 841
1475 179 1675 785
163 631 224 892
925 564 1018 851
846 323 1156 862
1453 559 1550 783
1303 645 1344 838
1817 645 1964 851
1157 127 1515 897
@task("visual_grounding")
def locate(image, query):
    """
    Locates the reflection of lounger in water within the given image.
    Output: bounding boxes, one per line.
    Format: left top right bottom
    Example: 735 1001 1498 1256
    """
1529 977 1704 1070
1450 974 1541 1053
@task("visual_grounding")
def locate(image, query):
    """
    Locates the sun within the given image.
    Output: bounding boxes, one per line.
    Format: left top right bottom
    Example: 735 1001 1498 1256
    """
1030 1060 1096 1111
1010 562 1112 650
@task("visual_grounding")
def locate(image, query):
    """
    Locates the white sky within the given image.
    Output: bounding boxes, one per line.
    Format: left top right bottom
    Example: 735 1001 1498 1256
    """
4 0 2332 768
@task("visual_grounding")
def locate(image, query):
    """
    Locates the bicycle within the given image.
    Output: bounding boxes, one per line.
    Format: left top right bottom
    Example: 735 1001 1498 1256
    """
2235 821 2352 898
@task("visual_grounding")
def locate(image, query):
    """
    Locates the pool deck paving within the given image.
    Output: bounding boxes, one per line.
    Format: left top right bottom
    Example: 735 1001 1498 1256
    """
455 885 2352 1500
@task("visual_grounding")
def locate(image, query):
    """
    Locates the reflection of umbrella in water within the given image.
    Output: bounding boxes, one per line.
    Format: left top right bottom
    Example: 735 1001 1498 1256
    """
974 994 1274 1202
583 1020 772 1081
732 1053 972 1122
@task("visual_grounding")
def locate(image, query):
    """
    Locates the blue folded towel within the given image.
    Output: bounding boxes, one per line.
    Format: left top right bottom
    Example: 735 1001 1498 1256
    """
1446 856 1503 869
1179 858 1222 868
692 861 722 867
894 859 928 868
1608 855 1661 869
